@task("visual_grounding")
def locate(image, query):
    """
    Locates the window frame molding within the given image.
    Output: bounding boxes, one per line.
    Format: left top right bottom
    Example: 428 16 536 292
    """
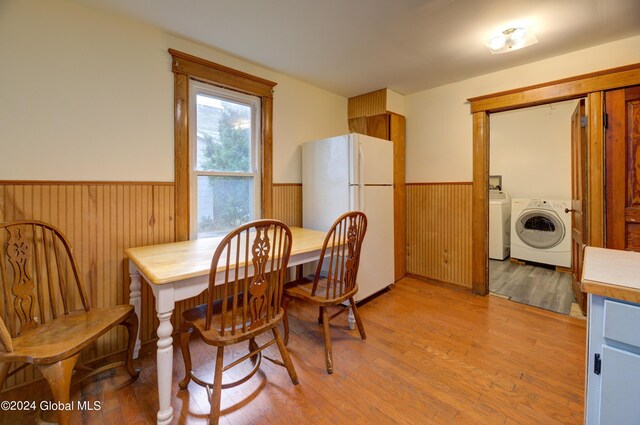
169 48 276 241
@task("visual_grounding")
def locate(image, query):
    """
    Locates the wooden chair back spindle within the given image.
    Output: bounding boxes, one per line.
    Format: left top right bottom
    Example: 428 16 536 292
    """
204 220 292 338
179 220 298 424
311 211 367 300
282 211 368 374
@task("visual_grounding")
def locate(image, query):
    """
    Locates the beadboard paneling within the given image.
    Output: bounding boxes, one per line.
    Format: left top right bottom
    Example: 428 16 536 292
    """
348 88 387 119
0 182 177 389
406 183 472 287
0 181 303 390
272 184 302 227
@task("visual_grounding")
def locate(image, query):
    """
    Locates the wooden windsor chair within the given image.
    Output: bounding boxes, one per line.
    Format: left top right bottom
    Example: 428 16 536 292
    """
0 220 139 425
178 219 299 425
282 211 368 374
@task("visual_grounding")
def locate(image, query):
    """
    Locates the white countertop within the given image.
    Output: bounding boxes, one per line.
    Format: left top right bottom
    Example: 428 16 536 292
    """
582 246 640 303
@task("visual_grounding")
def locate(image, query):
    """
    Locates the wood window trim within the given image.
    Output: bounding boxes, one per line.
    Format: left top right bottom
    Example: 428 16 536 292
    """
467 62 640 295
169 49 277 241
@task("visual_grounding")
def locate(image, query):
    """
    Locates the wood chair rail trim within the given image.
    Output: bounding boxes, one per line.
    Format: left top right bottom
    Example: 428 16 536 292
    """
0 180 175 186
405 182 472 186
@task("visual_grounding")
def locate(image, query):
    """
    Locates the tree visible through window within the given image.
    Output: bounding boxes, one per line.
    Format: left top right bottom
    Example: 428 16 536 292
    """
191 83 261 238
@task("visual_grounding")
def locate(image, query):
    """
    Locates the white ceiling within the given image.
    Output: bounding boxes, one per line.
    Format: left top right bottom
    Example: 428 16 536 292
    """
78 0 640 97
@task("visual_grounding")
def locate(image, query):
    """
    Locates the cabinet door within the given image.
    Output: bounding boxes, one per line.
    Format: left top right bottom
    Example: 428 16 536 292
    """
366 115 390 139
348 117 368 134
347 115 390 140
600 345 640 424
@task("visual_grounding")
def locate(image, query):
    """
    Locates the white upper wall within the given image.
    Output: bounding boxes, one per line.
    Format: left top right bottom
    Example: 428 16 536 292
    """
0 0 347 182
405 35 640 183
386 89 405 116
490 100 577 200
4 0 640 184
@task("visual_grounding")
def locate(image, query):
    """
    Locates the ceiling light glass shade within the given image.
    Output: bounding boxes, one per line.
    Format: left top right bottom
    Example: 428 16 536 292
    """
510 28 525 40
489 37 506 50
484 27 537 54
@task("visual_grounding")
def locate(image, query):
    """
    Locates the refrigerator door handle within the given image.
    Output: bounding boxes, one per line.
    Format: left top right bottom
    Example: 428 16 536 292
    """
358 143 365 211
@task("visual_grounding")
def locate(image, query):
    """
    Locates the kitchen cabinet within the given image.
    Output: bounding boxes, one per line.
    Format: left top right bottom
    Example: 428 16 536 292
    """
348 114 390 140
582 247 640 425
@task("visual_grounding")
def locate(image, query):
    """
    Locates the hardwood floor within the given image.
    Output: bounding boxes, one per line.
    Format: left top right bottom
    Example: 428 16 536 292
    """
490 259 576 315
0 277 586 425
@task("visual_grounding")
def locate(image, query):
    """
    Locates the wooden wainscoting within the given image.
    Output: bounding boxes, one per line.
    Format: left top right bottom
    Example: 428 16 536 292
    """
271 183 302 227
406 183 472 287
0 182 177 389
0 181 303 390
348 88 387 119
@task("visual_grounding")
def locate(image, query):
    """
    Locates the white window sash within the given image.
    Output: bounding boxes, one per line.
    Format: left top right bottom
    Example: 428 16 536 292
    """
188 81 262 239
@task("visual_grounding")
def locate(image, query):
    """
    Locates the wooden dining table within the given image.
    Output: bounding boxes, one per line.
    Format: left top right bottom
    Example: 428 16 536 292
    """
125 226 328 425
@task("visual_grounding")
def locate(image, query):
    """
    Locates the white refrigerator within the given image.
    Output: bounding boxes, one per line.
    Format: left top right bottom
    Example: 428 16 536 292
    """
302 133 394 302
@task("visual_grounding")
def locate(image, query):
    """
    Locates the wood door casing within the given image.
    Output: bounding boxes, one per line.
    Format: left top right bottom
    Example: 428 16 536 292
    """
390 113 407 282
570 99 587 314
469 63 640 295
605 86 640 251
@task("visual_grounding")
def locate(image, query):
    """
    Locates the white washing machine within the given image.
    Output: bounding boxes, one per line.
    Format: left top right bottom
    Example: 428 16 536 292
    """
510 198 572 268
489 191 511 260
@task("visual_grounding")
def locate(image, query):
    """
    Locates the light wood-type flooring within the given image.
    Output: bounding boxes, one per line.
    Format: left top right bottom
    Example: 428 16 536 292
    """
490 259 576 315
0 277 586 425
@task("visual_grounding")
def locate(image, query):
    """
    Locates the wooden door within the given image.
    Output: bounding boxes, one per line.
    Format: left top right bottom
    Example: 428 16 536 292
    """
571 99 588 314
605 86 640 250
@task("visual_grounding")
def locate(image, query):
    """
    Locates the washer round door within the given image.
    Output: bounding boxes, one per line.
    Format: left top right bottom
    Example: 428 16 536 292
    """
514 209 565 249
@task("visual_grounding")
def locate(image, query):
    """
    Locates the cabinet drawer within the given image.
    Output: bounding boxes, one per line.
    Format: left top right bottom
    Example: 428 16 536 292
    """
604 300 640 348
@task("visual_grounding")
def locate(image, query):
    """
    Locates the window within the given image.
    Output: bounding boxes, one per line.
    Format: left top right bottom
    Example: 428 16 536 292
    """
190 82 261 238
169 49 276 241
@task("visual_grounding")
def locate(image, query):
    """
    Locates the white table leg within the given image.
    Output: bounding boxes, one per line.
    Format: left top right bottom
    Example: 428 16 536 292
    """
128 267 142 359
344 298 356 330
156 310 174 425
348 307 356 330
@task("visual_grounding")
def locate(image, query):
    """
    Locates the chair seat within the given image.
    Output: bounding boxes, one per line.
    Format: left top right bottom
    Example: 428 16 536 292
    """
284 277 358 306
183 297 284 346
1 305 134 364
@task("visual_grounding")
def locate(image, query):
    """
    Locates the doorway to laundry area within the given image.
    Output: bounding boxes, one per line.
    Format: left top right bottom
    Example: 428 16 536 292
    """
487 99 584 316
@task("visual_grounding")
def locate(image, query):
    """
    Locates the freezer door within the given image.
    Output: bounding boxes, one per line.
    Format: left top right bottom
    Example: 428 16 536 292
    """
352 185 394 301
302 135 350 231
349 133 394 185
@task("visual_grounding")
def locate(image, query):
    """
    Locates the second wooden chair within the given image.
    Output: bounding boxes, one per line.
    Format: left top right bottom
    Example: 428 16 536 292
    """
179 219 299 425
0 220 139 425
282 211 368 374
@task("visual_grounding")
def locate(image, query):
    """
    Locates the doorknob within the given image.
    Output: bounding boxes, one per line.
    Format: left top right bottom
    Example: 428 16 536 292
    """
565 208 575 213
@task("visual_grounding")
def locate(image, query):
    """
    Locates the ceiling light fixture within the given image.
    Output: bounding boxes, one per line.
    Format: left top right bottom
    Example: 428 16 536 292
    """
484 27 537 54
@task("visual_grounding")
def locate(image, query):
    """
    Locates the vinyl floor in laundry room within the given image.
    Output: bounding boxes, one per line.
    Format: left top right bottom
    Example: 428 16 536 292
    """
489 259 576 315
